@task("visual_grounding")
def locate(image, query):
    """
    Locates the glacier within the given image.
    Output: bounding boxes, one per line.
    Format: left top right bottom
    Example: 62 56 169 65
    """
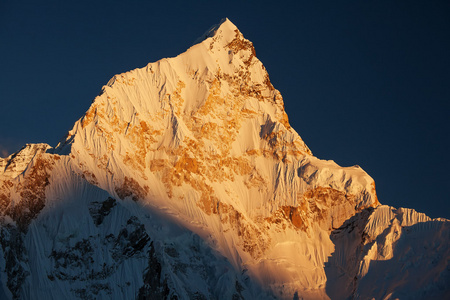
0 18 448 300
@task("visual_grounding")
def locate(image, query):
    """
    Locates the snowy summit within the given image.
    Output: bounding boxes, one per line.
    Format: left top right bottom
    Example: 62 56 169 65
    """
0 18 448 300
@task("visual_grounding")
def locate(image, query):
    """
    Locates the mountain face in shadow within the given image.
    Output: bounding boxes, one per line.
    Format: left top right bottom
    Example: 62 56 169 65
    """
325 206 449 299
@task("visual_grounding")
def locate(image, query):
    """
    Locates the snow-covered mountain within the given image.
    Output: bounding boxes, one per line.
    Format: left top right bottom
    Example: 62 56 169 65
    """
0 18 448 300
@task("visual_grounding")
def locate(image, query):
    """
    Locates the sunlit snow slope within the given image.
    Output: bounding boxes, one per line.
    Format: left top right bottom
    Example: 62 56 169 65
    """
0 18 448 300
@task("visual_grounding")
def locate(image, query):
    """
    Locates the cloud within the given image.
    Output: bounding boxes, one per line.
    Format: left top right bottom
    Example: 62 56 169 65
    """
0 137 26 158
0 141 21 158
0 145 9 158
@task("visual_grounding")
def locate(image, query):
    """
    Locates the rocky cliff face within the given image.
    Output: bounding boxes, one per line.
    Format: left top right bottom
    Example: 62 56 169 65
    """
0 18 448 300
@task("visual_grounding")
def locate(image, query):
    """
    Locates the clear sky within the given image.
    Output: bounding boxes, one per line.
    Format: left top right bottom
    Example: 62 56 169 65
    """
1 0 449 219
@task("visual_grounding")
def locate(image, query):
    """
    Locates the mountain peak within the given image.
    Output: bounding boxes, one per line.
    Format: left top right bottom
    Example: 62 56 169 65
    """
193 17 237 45
0 19 447 300
61 17 312 164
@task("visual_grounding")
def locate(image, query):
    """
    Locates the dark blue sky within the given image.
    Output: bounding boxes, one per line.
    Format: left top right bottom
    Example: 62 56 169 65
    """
1 1 449 219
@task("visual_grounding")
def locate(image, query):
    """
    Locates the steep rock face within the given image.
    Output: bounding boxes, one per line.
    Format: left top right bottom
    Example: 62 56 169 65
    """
0 18 448 299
